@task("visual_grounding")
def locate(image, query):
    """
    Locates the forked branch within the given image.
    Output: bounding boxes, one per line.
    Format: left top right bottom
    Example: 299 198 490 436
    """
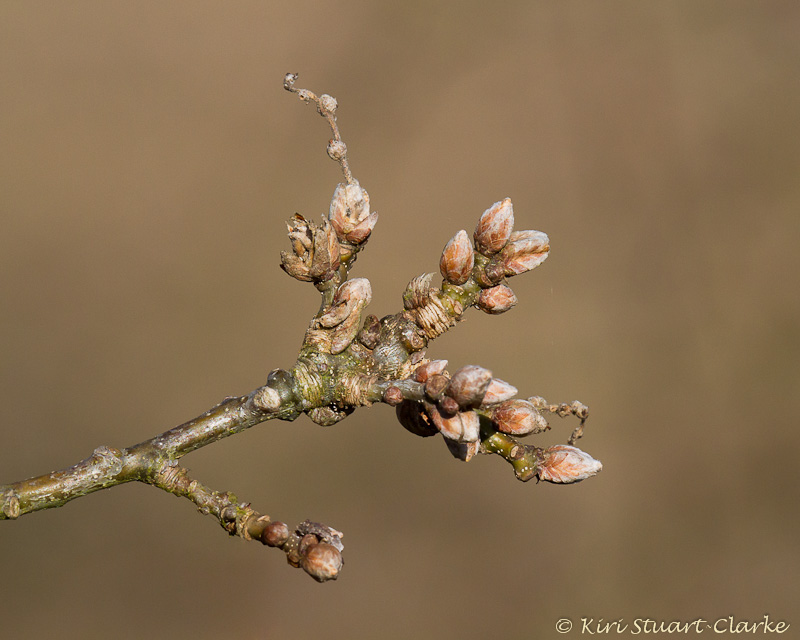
1 74 602 582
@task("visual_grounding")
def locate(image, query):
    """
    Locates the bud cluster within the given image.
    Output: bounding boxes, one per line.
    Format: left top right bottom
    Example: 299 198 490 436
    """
437 197 550 316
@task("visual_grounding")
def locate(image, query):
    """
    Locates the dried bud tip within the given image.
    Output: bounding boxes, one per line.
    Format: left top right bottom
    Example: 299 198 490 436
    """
447 365 493 408
474 198 514 255
440 230 475 285
301 543 343 582
538 445 602 484
262 521 290 547
476 284 517 314
318 94 338 115
284 72 299 91
327 139 347 161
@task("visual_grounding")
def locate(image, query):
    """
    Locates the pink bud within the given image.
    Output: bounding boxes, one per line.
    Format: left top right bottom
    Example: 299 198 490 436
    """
447 365 493 408
329 180 378 244
476 284 517 314
428 405 480 443
481 378 517 405
439 230 474 285
499 230 549 276
474 198 514 255
537 445 602 483
413 359 449 382
491 399 548 436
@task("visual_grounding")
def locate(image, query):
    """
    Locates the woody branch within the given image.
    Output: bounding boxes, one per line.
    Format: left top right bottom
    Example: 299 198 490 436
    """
1 73 602 583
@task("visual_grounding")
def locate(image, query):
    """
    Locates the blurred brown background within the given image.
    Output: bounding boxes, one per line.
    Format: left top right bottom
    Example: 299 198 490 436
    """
1 2 798 638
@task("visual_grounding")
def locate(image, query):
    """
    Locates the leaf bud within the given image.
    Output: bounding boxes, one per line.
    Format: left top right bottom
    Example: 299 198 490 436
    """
491 399 548 436
481 378 517 405
446 365 493 409
427 404 480 443
444 438 480 462
329 180 378 245
262 521 290 547
439 230 474 285
474 198 514 255
424 374 449 401
301 542 343 582
537 444 603 483
383 385 404 406
396 400 439 437
498 230 550 276
316 278 373 354
413 359 448 382
476 284 517 314
438 395 459 416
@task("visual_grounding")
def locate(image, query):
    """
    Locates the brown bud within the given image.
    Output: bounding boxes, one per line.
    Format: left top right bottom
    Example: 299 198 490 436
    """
358 314 381 349
444 438 480 462
329 180 378 245
383 385 404 406
476 284 517 314
438 395 459 416
316 278 373 354
537 445 602 483
498 230 550 276
491 399 548 436
440 230 474 285
481 378 518 405
427 404 480 443
474 198 514 255
299 533 319 556
262 521 290 547
413 359 448 382
446 365 493 408
301 543 343 582
280 214 341 283
424 374 449 401
396 400 438 437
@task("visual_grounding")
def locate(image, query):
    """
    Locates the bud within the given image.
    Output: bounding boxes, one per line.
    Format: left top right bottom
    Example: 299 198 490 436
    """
444 438 480 462
424 374 449 401
428 404 480 443
396 400 439 437
476 284 517 314
446 365 492 409
474 198 514 255
327 139 347 161
358 314 381 349
413 359 448 382
280 214 341 283
329 180 378 245
316 278 373 354
481 378 517 405
498 230 549 276
262 521 290 547
439 230 474 285
537 444 602 483
491 399 548 436
301 542 343 582
318 94 338 116
383 385 403 406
